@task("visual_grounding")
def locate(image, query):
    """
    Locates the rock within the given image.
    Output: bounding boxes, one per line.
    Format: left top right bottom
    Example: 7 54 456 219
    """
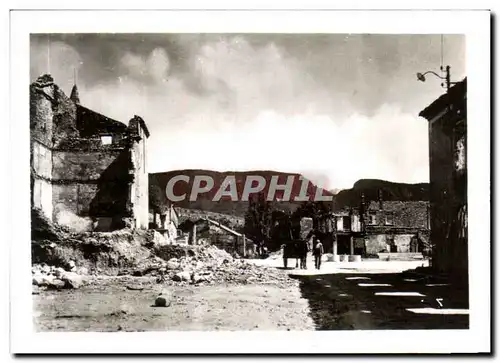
173 271 191 282
192 274 205 283
32 274 55 287
32 274 44 286
154 296 169 307
54 267 66 278
166 260 180 270
61 272 87 289
150 230 168 246
68 260 76 271
155 290 172 307
76 266 89 275
40 264 51 274
47 279 65 290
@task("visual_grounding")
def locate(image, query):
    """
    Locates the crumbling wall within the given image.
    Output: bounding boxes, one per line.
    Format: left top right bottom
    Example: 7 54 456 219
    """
31 141 53 219
51 148 132 231
365 234 388 255
365 233 415 254
31 76 55 219
30 75 151 233
52 149 124 181
394 234 412 253
130 133 149 229
368 202 428 229
51 85 79 145
30 74 79 145
30 85 54 145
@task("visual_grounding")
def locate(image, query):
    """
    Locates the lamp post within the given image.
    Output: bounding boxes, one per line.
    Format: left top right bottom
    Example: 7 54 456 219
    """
416 65 459 92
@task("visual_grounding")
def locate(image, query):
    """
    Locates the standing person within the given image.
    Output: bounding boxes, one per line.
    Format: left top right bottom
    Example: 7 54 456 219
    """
313 239 324 270
300 239 309 269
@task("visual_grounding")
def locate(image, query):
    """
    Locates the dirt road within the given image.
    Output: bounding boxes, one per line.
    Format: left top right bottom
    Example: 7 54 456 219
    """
33 278 315 332
289 271 469 330
33 258 469 332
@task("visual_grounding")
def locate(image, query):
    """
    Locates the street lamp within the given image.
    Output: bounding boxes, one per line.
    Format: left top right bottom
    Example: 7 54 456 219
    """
416 65 459 92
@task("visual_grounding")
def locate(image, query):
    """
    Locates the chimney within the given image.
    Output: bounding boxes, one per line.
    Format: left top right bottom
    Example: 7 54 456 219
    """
70 84 80 104
378 189 383 210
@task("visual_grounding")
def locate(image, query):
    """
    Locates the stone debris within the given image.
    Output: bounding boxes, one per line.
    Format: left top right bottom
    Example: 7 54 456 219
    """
32 263 90 290
154 245 292 288
31 223 294 289
48 279 66 290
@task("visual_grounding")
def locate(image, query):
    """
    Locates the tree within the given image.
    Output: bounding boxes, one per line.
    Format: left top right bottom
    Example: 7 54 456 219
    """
244 192 274 244
149 177 168 215
292 200 331 222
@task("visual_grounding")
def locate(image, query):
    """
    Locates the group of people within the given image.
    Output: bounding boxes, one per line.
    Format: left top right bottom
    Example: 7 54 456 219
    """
291 234 324 270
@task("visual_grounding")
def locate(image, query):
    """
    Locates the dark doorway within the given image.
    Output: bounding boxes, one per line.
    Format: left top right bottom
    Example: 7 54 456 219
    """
337 235 351 255
387 235 397 253
410 236 419 252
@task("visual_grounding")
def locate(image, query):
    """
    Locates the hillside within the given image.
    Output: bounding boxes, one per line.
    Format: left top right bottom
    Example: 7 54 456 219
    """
149 169 334 217
332 179 429 211
175 207 245 231
150 171 429 217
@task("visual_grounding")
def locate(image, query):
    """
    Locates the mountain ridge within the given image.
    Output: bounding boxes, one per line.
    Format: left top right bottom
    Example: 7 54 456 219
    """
150 170 429 217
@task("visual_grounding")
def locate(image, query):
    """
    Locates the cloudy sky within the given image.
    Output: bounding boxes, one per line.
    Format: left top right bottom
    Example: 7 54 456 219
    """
30 33 465 190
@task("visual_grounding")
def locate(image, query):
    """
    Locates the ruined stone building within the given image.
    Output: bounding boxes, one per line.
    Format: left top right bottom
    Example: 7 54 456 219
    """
178 217 253 257
361 198 430 256
30 74 150 232
315 193 430 258
419 78 467 281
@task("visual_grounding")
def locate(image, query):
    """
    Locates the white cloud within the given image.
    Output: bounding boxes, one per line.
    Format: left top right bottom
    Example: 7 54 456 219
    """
31 36 432 190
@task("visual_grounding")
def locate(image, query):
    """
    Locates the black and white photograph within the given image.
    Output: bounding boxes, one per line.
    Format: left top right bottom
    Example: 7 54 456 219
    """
9 9 490 354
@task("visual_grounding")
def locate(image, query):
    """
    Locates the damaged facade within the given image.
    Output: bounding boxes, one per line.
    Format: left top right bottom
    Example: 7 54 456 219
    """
149 206 180 243
30 75 150 232
179 217 253 257
315 192 430 258
362 198 430 256
419 78 467 281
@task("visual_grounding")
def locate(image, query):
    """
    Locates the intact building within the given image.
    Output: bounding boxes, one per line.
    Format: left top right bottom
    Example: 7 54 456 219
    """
419 78 467 281
30 74 150 232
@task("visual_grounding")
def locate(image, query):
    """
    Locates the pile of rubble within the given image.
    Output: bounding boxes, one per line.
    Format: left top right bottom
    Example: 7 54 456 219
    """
153 245 293 288
31 208 294 289
32 261 91 291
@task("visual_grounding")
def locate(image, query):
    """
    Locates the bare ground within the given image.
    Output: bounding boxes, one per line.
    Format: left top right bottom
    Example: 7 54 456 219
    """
33 257 468 332
33 278 315 332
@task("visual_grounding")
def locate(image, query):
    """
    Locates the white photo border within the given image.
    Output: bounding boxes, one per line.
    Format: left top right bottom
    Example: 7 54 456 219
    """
9 9 491 354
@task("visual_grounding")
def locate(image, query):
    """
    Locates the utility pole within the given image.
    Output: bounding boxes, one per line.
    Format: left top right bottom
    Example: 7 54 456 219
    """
442 65 451 92
416 65 457 93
